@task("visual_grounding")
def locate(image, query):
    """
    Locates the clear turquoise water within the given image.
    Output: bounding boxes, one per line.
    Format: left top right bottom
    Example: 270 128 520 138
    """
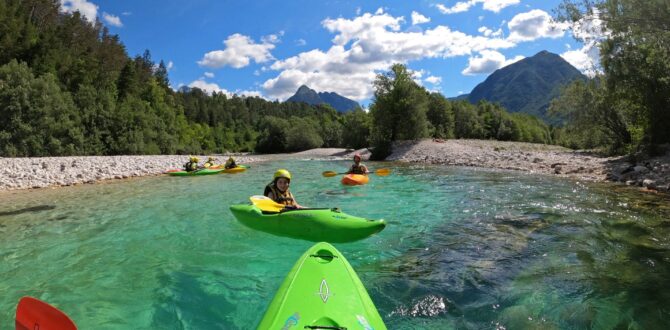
1 160 669 329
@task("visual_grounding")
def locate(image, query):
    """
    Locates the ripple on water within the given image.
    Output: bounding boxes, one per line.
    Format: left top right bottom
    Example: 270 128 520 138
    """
0 161 669 328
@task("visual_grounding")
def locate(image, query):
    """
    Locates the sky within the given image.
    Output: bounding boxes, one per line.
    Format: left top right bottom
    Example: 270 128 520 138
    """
58 0 602 106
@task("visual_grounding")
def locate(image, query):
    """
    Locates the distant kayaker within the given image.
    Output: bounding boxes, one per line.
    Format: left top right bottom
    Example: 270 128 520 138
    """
204 157 216 168
347 153 369 175
264 169 303 209
224 156 237 169
184 156 199 172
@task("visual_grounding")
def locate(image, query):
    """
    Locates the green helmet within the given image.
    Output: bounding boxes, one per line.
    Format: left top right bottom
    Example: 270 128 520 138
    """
273 169 291 181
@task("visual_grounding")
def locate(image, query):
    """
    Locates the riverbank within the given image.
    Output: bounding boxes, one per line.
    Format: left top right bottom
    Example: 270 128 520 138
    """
1 140 668 193
387 139 670 193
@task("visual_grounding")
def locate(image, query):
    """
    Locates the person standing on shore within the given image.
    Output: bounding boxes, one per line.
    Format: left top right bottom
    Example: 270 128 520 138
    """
346 153 369 175
184 156 199 172
264 169 303 209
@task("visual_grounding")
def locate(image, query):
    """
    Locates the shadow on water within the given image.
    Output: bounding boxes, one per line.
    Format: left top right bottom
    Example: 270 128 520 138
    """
0 204 56 217
151 270 236 328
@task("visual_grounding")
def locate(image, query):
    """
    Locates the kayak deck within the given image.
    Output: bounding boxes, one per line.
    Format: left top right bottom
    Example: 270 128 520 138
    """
258 242 387 329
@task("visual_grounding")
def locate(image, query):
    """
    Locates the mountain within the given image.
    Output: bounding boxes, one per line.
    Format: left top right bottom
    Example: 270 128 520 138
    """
286 85 360 112
467 50 586 120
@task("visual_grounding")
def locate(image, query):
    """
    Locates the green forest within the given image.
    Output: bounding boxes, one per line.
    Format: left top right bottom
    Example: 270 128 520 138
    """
1 0 666 158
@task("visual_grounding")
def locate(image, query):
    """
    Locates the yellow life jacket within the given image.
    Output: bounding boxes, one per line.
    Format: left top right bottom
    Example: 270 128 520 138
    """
350 163 367 174
264 182 296 206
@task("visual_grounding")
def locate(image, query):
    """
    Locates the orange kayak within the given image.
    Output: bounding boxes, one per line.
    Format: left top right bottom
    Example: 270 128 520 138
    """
341 174 369 186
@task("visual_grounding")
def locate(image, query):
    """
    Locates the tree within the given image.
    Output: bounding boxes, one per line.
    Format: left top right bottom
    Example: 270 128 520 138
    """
556 0 670 151
426 92 455 139
369 64 429 159
342 109 372 149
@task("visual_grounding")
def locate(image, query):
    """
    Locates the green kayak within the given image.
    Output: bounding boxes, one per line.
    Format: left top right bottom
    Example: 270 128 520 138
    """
167 168 224 176
228 205 385 243
258 242 387 329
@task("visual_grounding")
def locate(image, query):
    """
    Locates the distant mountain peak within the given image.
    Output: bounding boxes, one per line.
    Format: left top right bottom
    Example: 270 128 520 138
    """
296 85 315 93
467 50 586 121
286 85 360 113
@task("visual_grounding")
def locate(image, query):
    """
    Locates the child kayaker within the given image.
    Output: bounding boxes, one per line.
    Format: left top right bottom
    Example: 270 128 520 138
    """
224 156 237 169
184 156 199 172
203 157 216 168
346 153 369 174
264 169 303 209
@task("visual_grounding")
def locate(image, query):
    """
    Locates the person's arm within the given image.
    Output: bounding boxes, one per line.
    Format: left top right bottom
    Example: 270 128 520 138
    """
266 191 275 201
363 165 370 174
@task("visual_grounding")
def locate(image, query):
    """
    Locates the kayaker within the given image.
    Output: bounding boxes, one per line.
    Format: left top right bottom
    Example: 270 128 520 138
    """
347 153 369 175
264 169 303 209
203 157 216 168
224 156 237 169
184 156 199 172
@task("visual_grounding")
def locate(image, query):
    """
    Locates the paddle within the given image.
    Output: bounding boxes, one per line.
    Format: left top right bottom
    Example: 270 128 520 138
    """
322 168 391 177
15 296 77 330
250 195 287 213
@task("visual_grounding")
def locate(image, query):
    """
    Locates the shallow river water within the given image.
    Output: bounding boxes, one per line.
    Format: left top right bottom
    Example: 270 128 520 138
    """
1 160 669 329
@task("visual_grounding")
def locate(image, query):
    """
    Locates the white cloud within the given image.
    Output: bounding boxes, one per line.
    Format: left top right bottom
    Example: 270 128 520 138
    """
478 26 503 38
263 9 515 100
411 11 430 25
204 72 214 78
507 9 568 42
59 0 98 23
482 0 521 13
559 10 606 77
122 11 131 16
198 33 276 69
425 75 442 84
102 12 122 27
189 79 230 95
188 80 266 99
262 31 284 44
295 39 307 46
436 0 519 14
462 50 524 75
166 61 174 71
262 8 573 101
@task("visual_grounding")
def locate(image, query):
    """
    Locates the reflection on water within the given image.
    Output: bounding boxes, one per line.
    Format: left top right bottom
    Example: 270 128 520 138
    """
0 161 668 328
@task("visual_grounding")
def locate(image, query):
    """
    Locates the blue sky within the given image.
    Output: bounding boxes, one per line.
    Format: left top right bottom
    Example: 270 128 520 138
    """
59 0 600 106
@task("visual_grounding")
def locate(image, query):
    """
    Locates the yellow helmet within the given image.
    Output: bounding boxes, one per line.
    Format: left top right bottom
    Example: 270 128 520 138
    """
273 169 291 181
191 156 199 162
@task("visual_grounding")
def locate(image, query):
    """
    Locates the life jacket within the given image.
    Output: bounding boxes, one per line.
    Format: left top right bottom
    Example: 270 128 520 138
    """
204 161 214 168
349 163 367 174
264 182 296 206
184 161 198 172
225 159 237 169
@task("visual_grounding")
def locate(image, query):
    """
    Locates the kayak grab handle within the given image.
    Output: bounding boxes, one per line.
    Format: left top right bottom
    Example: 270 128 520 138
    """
310 254 338 259
304 326 347 330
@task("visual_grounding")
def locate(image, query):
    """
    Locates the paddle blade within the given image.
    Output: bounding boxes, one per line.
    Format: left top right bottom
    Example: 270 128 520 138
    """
249 196 285 213
322 171 338 177
15 296 77 330
375 168 391 176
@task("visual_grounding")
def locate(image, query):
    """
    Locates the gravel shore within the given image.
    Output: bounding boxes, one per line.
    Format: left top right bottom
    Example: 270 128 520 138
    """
0 155 261 191
1 140 668 193
387 139 670 193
